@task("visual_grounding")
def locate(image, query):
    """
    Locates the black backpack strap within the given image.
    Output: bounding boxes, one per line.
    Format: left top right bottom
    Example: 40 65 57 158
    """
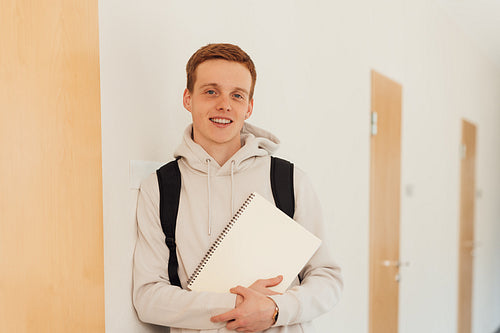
270 156 295 219
156 159 182 288
271 156 301 283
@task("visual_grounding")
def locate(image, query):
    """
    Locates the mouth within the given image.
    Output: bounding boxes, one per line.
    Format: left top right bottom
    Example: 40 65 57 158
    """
210 117 233 125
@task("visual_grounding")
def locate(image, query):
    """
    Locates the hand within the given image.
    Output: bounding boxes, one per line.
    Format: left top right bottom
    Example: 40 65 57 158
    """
249 275 283 295
211 286 277 332
235 275 283 307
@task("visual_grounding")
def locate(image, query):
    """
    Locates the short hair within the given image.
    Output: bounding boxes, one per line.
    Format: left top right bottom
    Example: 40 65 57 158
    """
186 43 257 99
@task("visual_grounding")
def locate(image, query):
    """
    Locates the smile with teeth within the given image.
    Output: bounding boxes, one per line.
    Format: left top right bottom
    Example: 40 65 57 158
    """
210 118 232 124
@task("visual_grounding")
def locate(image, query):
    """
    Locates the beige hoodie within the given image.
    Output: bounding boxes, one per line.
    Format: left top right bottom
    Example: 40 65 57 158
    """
133 123 342 332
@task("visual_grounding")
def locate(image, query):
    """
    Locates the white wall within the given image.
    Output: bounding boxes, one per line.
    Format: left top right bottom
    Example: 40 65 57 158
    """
99 0 500 332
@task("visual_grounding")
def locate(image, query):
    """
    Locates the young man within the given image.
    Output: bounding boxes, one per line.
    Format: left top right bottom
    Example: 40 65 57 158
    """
133 43 342 332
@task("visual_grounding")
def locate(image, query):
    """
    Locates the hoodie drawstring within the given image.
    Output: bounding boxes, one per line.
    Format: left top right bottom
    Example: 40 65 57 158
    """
231 160 235 216
206 159 236 236
206 159 212 236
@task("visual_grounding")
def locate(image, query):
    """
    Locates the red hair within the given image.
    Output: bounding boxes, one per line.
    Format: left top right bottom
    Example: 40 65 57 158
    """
186 43 257 99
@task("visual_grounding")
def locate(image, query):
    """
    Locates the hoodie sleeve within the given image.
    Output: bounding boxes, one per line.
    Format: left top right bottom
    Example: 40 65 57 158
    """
132 173 236 329
268 167 343 326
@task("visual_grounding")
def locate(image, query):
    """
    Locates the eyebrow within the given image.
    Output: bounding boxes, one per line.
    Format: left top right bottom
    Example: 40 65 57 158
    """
199 83 249 95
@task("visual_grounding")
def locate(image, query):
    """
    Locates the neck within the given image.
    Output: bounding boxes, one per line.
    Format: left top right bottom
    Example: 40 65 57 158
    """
191 130 242 166
204 141 241 166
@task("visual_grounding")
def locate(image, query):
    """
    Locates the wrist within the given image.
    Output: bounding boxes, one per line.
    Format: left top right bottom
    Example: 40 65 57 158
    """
267 297 279 325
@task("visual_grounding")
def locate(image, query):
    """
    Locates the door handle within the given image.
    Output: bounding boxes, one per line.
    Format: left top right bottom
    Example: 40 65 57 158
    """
463 240 481 248
382 260 410 268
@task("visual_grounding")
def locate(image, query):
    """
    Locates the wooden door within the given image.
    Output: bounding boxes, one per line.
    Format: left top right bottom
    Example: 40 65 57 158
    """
369 70 402 333
0 1 104 332
457 120 477 333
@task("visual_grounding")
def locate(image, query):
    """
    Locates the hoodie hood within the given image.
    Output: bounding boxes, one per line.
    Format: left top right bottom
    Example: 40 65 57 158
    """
174 122 280 175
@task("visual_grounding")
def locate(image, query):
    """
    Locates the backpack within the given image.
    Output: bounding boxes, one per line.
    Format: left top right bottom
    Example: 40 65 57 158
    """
156 156 295 288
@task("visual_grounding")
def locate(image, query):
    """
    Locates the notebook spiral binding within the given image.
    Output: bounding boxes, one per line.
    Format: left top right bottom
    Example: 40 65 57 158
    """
187 192 256 287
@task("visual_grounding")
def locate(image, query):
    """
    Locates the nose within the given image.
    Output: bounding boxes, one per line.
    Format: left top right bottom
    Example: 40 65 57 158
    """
216 95 231 111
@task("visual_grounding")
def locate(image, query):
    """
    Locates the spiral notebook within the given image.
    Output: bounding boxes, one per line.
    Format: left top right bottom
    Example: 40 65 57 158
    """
187 192 322 293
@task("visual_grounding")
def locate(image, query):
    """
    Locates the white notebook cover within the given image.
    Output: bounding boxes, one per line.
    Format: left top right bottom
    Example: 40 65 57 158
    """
187 192 322 293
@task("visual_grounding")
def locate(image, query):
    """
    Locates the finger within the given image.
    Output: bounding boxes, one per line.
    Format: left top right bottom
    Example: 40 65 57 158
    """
226 319 242 330
227 319 252 332
211 308 237 323
254 275 283 288
235 294 244 307
265 275 283 287
230 285 251 298
264 289 281 296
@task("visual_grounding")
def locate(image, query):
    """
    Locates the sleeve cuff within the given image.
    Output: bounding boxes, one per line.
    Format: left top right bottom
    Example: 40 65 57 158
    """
268 292 301 326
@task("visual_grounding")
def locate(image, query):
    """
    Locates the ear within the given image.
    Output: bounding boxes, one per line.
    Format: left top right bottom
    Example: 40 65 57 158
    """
245 99 254 120
183 88 192 112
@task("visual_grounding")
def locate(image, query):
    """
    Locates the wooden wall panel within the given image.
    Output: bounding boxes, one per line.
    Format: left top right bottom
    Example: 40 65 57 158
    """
0 1 105 332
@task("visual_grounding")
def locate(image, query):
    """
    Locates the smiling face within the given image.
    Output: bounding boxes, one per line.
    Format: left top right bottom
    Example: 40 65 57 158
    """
183 59 254 157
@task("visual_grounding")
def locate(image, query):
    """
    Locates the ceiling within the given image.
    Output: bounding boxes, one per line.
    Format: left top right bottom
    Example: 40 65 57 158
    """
436 0 500 71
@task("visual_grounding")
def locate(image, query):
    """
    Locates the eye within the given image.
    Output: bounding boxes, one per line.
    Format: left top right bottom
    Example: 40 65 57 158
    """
233 93 243 99
206 90 216 95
